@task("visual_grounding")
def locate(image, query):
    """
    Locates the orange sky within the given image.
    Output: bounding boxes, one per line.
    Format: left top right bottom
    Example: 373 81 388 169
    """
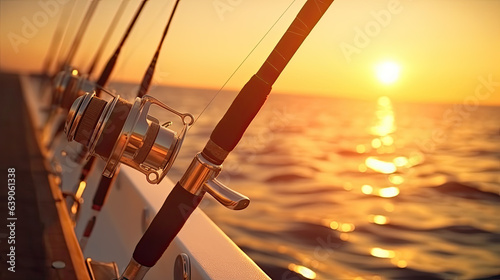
1 0 499 105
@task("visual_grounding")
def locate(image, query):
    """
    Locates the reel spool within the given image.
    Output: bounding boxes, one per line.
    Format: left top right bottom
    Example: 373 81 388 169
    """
65 93 193 184
52 69 95 111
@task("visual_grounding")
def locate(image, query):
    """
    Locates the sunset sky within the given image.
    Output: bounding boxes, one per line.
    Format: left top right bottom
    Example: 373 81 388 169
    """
1 0 499 104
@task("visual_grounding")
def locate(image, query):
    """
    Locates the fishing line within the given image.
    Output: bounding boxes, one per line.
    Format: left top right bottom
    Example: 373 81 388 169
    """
87 0 131 77
41 0 77 76
114 0 172 84
137 0 181 98
94 0 149 92
63 0 101 68
54 0 80 71
191 0 298 127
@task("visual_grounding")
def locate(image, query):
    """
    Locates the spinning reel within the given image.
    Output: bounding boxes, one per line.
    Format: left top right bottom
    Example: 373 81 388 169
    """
65 92 193 184
43 68 96 154
51 69 95 112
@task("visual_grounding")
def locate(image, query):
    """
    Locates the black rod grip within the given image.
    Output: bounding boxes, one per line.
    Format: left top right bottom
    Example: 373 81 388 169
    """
133 183 203 267
202 75 271 164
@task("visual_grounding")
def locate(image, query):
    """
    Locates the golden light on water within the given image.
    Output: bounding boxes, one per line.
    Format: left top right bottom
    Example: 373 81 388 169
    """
371 248 409 269
362 184 399 198
288 264 316 279
396 260 408 268
378 187 400 198
329 221 339 230
381 135 394 146
341 223 355 232
370 215 389 225
378 96 392 107
361 184 373 195
408 152 425 166
329 221 355 232
358 164 368 172
343 182 353 191
356 144 366 153
365 157 397 174
371 96 395 137
370 247 396 259
393 156 409 167
371 138 382 149
389 174 405 185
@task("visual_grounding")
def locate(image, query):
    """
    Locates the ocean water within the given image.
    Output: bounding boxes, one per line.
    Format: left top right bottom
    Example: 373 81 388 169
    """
114 83 500 280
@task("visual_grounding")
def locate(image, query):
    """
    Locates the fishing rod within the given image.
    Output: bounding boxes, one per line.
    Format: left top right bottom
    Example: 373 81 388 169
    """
77 0 183 250
45 0 149 149
94 0 148 93
41 0 77 78
63 0 150 220
45 0 131 149
42 0 99 145
61 0 101 70
119 0 335 278
86 0 130 77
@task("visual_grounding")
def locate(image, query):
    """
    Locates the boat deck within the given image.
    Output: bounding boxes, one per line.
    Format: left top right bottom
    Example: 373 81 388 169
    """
0 72 87 279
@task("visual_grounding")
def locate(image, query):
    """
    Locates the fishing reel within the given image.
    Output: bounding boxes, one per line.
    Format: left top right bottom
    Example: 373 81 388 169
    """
65 92 193 184
43 68 96 151
51 68 94 111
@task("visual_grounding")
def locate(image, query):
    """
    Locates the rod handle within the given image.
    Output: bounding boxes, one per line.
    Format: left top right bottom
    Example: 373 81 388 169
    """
202 75 271 164
132 182 203 267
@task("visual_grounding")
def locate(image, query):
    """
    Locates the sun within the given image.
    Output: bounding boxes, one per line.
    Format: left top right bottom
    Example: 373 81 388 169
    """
375 61 401 85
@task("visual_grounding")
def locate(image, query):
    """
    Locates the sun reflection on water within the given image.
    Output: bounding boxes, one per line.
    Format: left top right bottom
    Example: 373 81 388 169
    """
361 184 400 198
369 215 389 225
389 174 405 185
370 96 395 137
288 264 317 279
365 157 397 174
370 247 395 258
378 187 400 198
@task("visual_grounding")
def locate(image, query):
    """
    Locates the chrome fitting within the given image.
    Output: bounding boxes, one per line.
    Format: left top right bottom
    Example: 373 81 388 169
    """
180 153 221 196
119 258 150 280
180 153 249 210
174 253 191 280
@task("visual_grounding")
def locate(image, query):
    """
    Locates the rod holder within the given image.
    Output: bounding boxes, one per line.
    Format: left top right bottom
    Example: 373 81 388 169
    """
180 153 249 210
